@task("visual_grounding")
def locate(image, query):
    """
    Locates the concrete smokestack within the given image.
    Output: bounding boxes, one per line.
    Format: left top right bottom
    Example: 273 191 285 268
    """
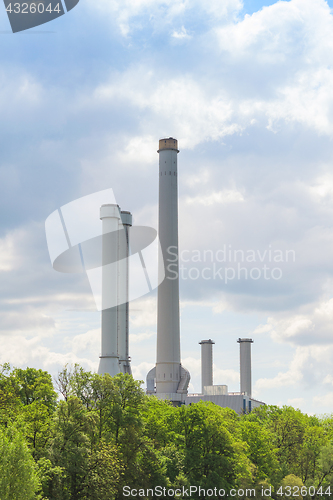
146 138 190 401
237 338 253 397
156 138 181 394
98 204 121 376
199 339 215 394
118 211 132 374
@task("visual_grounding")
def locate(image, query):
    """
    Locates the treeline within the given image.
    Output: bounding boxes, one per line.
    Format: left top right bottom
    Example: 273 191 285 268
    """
1 364 333 500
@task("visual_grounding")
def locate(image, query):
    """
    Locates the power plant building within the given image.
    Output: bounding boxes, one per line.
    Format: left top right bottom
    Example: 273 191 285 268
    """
145 138 264 413
96 137 264 413
185 338 264 414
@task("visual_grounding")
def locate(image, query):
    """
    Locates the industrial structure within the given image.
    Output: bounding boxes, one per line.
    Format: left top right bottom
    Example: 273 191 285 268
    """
98 205 132 377
238 338 253 396
199 339 215 395
185 337 263 413
95 137 264 413
146 138 190 404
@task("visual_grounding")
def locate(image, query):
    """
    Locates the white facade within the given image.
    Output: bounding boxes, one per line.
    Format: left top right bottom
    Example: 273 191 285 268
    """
185 394 263 414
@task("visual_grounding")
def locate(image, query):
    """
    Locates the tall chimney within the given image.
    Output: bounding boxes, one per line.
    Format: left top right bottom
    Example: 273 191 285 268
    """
146 138 190 401
237 338 253 397
199 339 215 394
98 204 121 376
156 138 182 394
118 211 132 374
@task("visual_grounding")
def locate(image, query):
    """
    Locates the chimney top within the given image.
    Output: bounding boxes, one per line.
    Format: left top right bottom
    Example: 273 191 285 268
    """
158 137 179 153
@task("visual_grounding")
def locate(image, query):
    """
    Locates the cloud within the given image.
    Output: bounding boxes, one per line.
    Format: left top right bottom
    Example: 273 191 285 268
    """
171 26 192 40
313 392 333 407
186 189 244 206
93 69 242 148
215 0 333 135
86 0 243 37
130 332 156 343
259 298 333 346
287 397 305 408
255 347 307 389
130 297 157 327
2 0 333 415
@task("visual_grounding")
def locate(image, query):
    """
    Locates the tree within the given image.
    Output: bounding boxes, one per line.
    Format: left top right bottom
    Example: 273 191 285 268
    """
13 367 58 412
21 400 54 460
247 405 308 479
48 396 96 500
0 363 22 425
280 474 304 499
179 401 251 495
240 420 279 484
0 424 40 500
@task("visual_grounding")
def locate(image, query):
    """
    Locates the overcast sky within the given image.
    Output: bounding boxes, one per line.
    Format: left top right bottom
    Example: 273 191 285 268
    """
2 0 333 415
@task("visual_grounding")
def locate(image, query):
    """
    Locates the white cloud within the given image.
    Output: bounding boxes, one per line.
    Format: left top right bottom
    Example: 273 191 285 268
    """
86 0 243 36
131 361 154 383
313 392 333 407
255 347 307 389
117 135 157 165
263 298 333 345
287 397 305 408
171 26 191 40
130 331 156 343
216 0 332 60
93 69 242 148
0 231 20 272
186 189 244 206
130 297 157 327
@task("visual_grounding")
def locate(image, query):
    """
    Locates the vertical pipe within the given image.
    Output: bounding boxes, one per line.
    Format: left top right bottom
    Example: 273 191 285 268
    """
98 204 121 376
156 138 181 394
118 211 132 374
237 338 253 397
199 339 215 394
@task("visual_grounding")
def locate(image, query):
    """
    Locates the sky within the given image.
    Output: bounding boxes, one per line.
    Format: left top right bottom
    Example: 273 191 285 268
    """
2 0 333 415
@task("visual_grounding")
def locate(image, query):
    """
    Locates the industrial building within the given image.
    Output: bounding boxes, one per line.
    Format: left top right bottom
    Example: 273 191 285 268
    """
184 338 264 413
97 137 264 413
144 137 264 412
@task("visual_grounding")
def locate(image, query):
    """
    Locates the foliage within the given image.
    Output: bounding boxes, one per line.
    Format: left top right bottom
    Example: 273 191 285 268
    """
1 364 333 499
0 423 40 500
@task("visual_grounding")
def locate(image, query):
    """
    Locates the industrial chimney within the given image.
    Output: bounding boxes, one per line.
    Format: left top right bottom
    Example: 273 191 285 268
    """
117 211 132 374
237 338 253 397
199 339 215 394
146 138 190 402
98 204 132 377
98 204 121 376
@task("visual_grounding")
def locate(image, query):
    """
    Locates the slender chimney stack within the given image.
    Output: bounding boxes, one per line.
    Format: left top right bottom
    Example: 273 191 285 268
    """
199 339 215 394
98 204 121 376
156 138 181 394
118 211 132 374
147 137 190 402
237 338 253 397
98 204 132 377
